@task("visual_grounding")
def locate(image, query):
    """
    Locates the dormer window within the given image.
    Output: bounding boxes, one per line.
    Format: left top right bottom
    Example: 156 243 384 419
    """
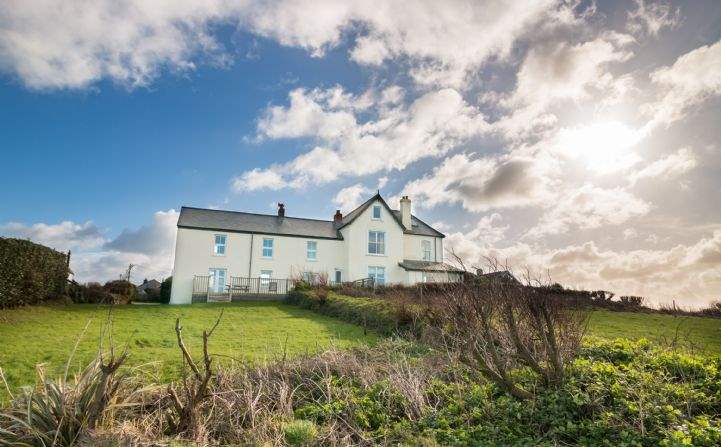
372 204 381 220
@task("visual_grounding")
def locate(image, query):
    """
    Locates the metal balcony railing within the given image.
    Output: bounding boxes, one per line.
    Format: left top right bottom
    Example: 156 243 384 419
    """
192 275 290 302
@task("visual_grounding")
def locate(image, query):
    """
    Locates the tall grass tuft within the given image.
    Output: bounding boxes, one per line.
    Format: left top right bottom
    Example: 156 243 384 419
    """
0 357 133 446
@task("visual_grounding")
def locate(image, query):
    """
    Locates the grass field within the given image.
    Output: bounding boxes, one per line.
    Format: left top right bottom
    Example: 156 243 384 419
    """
0 302 377 401
588 309 721 354
1 302 720 404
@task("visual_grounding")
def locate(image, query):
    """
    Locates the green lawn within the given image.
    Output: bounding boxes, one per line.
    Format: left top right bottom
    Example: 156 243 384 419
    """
588 309 721 355
0 302 377 401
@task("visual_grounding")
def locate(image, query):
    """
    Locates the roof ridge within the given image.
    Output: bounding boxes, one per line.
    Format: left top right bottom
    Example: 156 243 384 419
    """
181 206 334 223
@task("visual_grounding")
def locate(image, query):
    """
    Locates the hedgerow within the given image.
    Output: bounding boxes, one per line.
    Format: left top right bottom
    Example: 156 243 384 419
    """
285 288 419 336
0 237 69 308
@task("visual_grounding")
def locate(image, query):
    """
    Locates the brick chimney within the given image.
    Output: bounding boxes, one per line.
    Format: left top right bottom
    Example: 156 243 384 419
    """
333 209 343 225
400 196 411 229
277 203 285 218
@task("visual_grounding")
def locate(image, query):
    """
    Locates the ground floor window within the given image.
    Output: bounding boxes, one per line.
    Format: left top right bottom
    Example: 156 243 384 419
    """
368 266 385 285
334 269 342 284
422 272 428 283
209 268 227 293
260 270 273 290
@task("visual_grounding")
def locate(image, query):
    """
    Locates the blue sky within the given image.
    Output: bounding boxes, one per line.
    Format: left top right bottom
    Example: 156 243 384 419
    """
1 0 720 307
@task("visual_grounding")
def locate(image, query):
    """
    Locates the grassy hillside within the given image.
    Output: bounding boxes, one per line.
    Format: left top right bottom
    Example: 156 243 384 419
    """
588 309 721 355
0 302 378 401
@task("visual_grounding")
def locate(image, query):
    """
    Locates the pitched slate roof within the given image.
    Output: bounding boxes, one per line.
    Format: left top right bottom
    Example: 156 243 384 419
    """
137 279 161 292
390 210 444 237
338 192 445 238
177 207 342 240
177 193 445 239
398 260 464 273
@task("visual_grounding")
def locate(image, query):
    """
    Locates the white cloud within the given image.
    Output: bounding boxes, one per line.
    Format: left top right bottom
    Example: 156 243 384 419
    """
0 0 584 90
626 0 679 38
555 121 644 174
0 0 238 90
333 184 370 212
256 87 360 140
507 36 633 108
234 86 490 191
467 213 509 244
0 220 105 251
444 232 721 308
1 210 178 284
232 168 288 192
246 0 579 88
630 147 697 185
104 209 177 256
644 39 721 128
397 152 554 213
524 183 651 238
498 35 634 138
623 228 638 240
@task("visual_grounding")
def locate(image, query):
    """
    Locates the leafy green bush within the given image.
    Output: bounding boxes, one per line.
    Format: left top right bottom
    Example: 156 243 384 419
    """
282 419 318 445
0 237 69 308
160 276 172 304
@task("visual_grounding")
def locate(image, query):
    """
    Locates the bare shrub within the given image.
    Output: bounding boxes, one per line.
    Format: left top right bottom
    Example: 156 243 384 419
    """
430 261 589 400
166 310 223 440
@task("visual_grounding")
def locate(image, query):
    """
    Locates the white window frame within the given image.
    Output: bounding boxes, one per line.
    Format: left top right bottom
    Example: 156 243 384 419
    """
213 234 227 256
371 204 382 220
208 268 227 293
260 270 273 290
306 240 317 261
368 266 386 285
422 240 432 261
422 272 429 283
262 237 274 258
368 231 386 256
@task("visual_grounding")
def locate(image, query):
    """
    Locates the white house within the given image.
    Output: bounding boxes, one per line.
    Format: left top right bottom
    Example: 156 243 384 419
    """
169 193 462 304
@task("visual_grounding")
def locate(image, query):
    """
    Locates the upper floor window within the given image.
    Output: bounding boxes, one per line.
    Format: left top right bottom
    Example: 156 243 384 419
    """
368 266 386 285
372 204 382 220
306 241 317 260
214 234 227 256
262 238 273 258
368 231 386 255
422 240 432 261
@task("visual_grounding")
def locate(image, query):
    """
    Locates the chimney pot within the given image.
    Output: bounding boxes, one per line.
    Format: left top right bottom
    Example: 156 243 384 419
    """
333 209 343 224
277 203 285 218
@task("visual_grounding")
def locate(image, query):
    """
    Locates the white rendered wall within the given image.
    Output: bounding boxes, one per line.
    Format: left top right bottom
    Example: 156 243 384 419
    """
342 200 406 284
169 201 452 303
170 226 346 304
402 234 439 262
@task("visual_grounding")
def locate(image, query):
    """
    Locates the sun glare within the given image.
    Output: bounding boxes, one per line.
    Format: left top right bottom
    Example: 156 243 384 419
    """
557 121 643 174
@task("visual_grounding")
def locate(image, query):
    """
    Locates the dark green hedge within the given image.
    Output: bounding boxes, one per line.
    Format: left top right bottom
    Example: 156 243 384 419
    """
0 237 69 308
285 288 417 336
